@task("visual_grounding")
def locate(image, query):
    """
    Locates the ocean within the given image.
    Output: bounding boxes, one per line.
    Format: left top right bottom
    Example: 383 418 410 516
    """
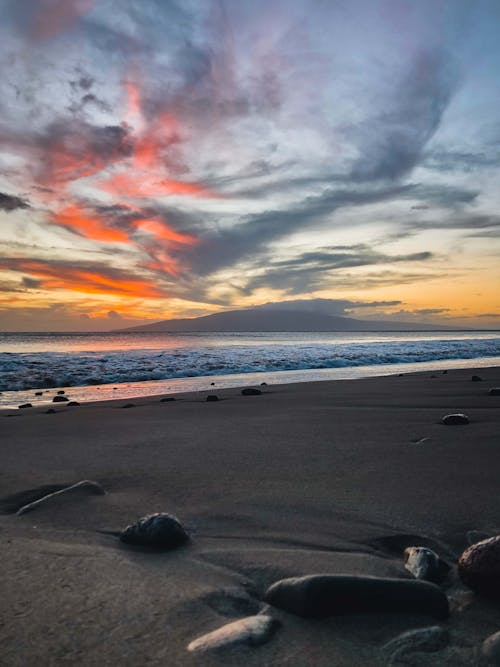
1 330 499 408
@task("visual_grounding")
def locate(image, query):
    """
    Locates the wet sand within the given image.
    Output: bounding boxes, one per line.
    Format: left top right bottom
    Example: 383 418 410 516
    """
1 366 500 666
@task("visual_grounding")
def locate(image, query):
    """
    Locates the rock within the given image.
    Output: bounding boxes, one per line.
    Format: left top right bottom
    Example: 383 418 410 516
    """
489 388 500 396
260 382 267 386
160 397 176 402
441 413 469 425
187 615 279 653
57 390 65 395
18 403 32 409
45 408 56 414
121 403 135 408
404 547 449 583
482 630 500 665
264 574 449 619
67 401 80 406
120 512 189 550
52 395 69 403
35 391 43 396
382 626 449 666
241 388 262 396
210 382 215 386
16 480 105 515
206 395 219 402
458 535 500 596
471 375 482 382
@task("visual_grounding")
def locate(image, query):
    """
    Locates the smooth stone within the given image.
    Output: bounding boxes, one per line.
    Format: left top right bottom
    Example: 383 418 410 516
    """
241 388 262 396
482 630 500 665
489 388 500 396
16 480 105 515
382 626 449 666
206 395 219 402
52 395 69 403
458 535 500 596
187 615 279 653
160 397 176 402
18 403 32 409
471 375 482 382
441 413 469 425
404 547 449 583
67 401 80 406
264 574 449 619
120 512 189 550
57 390 65 395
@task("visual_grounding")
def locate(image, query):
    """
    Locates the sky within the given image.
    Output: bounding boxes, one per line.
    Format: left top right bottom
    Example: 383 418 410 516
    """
0 0 499 331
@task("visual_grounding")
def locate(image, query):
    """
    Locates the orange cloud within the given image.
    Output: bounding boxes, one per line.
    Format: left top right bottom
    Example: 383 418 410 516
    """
1 259 165 299
52 204 129 243
30 0 96 40
132 218 198 246
100 170 217 199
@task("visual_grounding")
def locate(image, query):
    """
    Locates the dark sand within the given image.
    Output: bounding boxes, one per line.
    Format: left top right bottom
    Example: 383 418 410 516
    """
1 367 500 665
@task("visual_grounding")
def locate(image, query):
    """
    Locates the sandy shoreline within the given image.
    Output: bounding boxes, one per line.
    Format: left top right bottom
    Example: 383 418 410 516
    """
1 366 500 665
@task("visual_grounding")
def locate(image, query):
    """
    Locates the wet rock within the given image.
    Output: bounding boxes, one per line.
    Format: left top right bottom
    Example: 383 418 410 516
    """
458 535 500 596
35 391 43 396
18 403 32 409
67 401 80 406
120 512 189 550
241 388 262 396
404 547 449 583
260 382 267 386
187 615 279 653
52 395 69 403
471 375 482 382
206 394 219 402
160 397 176 402
382 626 449 666
264 574 449 619
441 413 469 425
57 390 65 395
210 382 215 386
16 480 105 515
482 629 500 665
489 388 500 396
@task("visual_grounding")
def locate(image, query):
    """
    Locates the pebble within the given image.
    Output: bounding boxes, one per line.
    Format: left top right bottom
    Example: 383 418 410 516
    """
264 574 449 619
482 630 500 665
458 535 500 596
404 546 449 583
441 413 469 425
52 395 69 403
382 626 449 666
120 512 189 550
187 615 279 653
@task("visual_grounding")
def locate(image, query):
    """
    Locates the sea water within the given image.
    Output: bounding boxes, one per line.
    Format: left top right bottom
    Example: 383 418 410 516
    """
1 330 499 408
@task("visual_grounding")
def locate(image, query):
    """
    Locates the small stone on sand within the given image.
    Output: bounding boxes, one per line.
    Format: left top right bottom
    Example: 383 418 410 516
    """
52 395 69 403
120 512 189 550
35 391 43 396
57 390 65 395
241 388 262 396
206 395 219 402
18 403 32 409
187 615 279 653
441 413 469 425
404 546 449 583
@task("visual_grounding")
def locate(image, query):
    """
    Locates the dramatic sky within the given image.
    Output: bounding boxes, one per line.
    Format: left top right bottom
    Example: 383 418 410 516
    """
1 0 499 331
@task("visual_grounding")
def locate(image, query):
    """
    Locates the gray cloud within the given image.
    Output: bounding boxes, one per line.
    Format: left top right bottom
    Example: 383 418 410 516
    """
0 191 30 211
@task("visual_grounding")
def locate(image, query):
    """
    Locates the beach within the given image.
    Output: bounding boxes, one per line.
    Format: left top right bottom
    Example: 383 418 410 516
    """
1 366 500 666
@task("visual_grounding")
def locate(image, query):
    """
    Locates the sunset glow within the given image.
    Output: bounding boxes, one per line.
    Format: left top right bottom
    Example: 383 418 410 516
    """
0 0 499 331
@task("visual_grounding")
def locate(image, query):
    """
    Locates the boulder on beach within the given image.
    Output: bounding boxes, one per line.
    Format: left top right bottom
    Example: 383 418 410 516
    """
187 615 279 653
264 574 449 619
441 413 469 425
120 512 189 550
458 535 500 596
52 395 69 403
